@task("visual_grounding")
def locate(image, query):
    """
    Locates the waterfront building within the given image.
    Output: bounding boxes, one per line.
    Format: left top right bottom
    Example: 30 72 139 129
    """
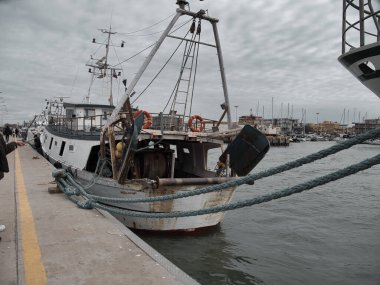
306 121 344 135
352 119 380 134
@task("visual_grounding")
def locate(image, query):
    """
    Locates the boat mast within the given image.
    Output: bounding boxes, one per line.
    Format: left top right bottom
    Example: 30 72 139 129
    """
86 27 121 106
210 20 232 129
103 8 182 130
104 26 114 106
103 0 233 130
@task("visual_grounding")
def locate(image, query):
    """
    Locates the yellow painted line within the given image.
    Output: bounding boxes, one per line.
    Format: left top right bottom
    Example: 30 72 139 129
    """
15 150 47 285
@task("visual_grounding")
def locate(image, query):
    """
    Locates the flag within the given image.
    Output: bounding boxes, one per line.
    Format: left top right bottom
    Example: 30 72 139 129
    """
112 70 117 79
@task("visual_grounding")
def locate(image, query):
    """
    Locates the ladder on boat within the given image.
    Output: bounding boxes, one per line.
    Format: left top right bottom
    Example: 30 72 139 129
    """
170 32 199 130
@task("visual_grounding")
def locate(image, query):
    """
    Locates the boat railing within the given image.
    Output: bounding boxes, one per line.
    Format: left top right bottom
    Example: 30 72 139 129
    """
342 0 380 54
148 112 223 133
48 114 106 137
48 111 228 137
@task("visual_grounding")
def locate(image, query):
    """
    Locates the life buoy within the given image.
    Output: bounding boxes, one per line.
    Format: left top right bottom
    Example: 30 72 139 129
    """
133 110 152 129
188 115 205 132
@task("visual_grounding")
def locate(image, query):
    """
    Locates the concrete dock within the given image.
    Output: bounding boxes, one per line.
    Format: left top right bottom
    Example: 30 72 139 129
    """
0 145 198 285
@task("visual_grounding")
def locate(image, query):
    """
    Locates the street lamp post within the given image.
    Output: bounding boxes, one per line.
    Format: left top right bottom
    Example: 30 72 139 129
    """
316 112 320 134
234 105 238 123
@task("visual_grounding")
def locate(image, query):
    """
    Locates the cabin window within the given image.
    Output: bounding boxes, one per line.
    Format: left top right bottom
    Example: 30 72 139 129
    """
49 138 53 150
59 141 66 156
103 111 108 119
66 109 74 118
69 145 74 151
55 141 57 146
85 109 95 117
183 148 190 154
207 148 219 171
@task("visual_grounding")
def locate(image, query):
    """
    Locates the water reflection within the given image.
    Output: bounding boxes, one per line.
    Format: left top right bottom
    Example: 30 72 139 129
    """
138 226 263 285
136 143 380 285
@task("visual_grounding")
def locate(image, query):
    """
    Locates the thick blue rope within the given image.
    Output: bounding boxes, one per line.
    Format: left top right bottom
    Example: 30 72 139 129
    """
53 127 380 217
54 127 380 204
88 153 380 218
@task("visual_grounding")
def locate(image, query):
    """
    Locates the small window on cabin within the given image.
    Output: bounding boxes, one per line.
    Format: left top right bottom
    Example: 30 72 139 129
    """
55 141 57 146
183 148 190 154
85 109 95 117
69 145 74 151
207 148 219 171
59 141 66 156
66 109 74 118
49 138 53 150
103 111 108 119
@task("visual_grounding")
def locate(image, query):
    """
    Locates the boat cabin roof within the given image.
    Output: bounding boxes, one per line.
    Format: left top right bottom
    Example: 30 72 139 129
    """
63 103 115 111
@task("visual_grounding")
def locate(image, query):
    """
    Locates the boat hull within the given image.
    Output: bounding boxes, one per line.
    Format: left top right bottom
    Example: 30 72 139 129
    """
41 128 238 231
77 170 237 232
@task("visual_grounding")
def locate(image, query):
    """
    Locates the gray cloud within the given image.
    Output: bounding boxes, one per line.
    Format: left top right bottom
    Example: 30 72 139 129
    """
0 0 379 125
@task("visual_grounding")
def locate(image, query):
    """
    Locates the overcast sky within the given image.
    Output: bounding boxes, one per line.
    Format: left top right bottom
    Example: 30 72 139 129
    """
0 0 379 125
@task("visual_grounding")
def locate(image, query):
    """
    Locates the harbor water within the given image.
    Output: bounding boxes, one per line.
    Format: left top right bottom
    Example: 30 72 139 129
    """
138 141 380 285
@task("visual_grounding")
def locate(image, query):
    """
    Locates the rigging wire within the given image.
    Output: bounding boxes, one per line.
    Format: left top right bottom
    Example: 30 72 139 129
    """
110 39 125 105
162 23 202 114
161 19 199 113
118 13 175 35
188 23 202 117
162 75 181 113
69 36 106 100
87 38 108 65
169 30 198 114
112 43 156 67
131 29 191 104
119 30 171 37
112 18 193 68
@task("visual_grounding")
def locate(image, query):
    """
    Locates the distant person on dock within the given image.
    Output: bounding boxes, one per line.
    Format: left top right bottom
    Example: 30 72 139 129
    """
3 125 12 142
15 128 19 138
0 133 24 235
0 134 24 180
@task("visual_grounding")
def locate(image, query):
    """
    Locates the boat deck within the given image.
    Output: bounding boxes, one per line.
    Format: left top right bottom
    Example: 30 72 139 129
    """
0 144 198 285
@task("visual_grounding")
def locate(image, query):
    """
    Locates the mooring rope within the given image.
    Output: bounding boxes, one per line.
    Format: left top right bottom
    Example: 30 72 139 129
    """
56 153 380 217
53 127 380 217
53 127 380 204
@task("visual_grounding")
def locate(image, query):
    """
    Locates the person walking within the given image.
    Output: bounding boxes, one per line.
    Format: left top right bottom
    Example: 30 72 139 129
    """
0 132 24 237
3 125 12 142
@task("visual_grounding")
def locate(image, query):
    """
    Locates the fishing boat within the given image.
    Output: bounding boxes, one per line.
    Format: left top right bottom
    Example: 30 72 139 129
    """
26 114 46 153
26 97 67 153
362 138 380 145
42 1 269 232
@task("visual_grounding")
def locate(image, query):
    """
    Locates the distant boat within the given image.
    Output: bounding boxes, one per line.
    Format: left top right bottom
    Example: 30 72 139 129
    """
41 2 270 232
362 139 380 145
